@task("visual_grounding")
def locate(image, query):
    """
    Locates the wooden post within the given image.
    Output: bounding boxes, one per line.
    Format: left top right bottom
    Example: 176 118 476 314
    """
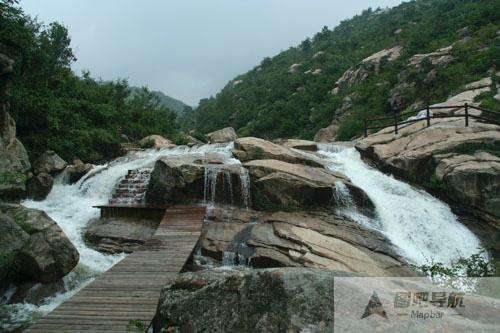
394 111 398 135
364 119 368 137
426 105 431 127
464 103 469 127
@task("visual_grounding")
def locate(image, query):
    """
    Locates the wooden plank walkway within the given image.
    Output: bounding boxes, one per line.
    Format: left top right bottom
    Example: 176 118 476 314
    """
25 205 206 333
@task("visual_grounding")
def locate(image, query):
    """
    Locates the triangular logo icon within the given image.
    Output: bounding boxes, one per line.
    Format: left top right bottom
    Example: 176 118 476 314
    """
361 291 388 319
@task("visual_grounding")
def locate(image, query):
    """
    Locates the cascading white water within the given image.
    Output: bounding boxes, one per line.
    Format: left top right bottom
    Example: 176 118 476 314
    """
3 140 487 330
3 143 239 330
202 165 251 209
239 168 251 209
318 143 484 266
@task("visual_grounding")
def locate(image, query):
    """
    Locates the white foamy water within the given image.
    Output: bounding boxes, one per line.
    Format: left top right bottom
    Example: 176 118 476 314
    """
3 141 487 330
3 143 239 331
318 144 484 266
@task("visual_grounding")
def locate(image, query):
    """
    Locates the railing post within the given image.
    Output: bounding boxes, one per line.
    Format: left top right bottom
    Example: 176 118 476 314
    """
363 119 368 137
426 105 431 127
464 103 469 127
394 111 398 135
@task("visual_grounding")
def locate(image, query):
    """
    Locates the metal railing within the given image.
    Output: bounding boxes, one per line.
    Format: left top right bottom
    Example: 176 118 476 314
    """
363 103 500 137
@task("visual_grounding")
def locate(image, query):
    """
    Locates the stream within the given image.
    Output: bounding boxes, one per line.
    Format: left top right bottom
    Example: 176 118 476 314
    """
1 142 487 331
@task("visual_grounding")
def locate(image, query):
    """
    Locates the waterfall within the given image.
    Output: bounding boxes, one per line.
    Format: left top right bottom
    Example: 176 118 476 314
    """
222 243 252 267
4 143 238 330
222 251 237 266
202 165 251 209
240 168 251 209
332 180 354 209
318 144 485 266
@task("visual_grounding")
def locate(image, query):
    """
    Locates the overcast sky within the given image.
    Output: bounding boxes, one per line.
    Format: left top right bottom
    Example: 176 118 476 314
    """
21 0 403 105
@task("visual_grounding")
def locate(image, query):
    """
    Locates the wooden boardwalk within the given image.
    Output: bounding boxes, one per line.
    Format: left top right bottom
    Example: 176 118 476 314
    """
25 205 206 333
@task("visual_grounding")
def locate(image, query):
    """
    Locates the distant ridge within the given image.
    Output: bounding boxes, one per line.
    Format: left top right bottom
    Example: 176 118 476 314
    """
130 87 191 114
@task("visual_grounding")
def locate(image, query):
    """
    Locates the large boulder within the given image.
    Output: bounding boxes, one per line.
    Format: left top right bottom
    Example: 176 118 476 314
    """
314 123 339 143
434 152 500 219
0 213 29 284
233 137 323 167
185 135 204 147
207 127 238 143
200 207 411 276
0 204 79 283
26 172 53 200
244 159 374 214
146 154 246 206
84 216 159 254
280 139 317 152
8 280 67 306
62 159 93 184
152 268 344 332
33 150 67 175
0 94 30 199
356 115 500 224
152 267 500 333
139 135 176 150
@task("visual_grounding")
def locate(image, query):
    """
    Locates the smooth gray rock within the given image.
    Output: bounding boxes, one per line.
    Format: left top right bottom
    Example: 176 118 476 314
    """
85 217 158 254
33 150 67 175
152 268 351 332
0 204 79 283
26 172 53 200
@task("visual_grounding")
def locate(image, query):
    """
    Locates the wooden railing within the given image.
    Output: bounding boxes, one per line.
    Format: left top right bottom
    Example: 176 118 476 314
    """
363 103 500 137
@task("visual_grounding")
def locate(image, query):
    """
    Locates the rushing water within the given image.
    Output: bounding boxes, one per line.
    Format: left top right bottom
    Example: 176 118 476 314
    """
2 141 486 329
318 143 484 266
2 143 239 331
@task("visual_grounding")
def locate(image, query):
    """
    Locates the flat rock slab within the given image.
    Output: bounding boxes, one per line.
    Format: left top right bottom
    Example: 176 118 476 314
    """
85 217 160 254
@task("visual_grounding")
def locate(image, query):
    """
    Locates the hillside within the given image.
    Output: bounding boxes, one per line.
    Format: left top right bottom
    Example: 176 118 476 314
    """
188 0 499 141
130 87 191 114
0 1 183 163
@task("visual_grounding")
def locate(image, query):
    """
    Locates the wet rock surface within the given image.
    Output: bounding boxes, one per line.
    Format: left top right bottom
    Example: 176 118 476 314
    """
279 139 318 151
85 216 159 254
63 159 93 184
244 159 374 214
26 172 53 201
356 117 500 225
200 206 414 277
146 154 247 206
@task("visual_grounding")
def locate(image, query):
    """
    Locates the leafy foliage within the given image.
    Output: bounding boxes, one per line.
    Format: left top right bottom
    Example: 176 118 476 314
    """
418 251 495 277
1 1 181 163
183 0 499 140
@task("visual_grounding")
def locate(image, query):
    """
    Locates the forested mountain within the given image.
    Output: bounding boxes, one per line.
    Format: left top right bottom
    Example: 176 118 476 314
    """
129 87 191 115
1 0 498 163
186 0 499 140
0 0 183 163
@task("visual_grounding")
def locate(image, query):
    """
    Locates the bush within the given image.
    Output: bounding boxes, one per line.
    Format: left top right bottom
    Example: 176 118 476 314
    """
417 251 495 278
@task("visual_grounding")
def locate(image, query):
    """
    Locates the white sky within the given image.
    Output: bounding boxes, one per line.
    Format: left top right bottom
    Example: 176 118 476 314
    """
20 0 403 105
